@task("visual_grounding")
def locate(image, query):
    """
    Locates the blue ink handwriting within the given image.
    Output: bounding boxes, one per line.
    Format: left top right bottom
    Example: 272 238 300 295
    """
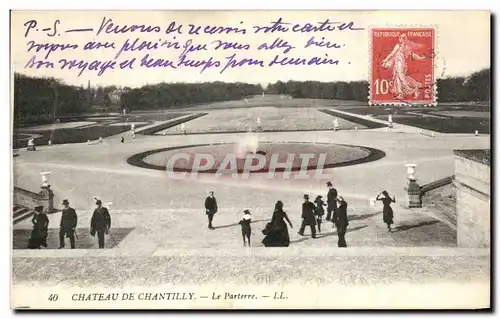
26 40 78 59
257 37 295 54
253 18 290 34
165 22 183 35
179 39 208 59
188 23 247 35
268 54 339 67
65 28 94 33
96 17 161 36
177 55 221 74
24 19 60 37
114 38 162 60
304 36 343 49
253 18 364 34
58 58 116 76
24 55 55 69
140 53 177 69
83 40 116 51
220 53 264 74
212 40 250 51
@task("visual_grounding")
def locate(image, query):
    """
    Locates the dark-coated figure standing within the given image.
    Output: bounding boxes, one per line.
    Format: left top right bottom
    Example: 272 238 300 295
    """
90 199 111 248
262 200 293 247
204 191 218 230
27 205 49 249
59 199 78 249
298 194 317 238
376 190 396 232
238 209 252 247
333 196 349 247
326 181 338 221
314 195 326 233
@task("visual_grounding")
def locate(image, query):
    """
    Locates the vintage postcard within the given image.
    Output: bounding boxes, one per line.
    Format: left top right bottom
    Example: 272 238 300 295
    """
10 10 491 310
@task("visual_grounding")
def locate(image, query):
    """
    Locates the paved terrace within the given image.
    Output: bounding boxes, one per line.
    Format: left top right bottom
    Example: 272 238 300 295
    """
11 106 490 308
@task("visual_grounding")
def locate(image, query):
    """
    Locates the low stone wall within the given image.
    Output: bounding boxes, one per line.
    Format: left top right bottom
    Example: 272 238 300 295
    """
454 150 490 185
420 176 456 227
13 186 54 213
421 176 455 203
453 150 490 248
138 113 208 135
319 109 387 129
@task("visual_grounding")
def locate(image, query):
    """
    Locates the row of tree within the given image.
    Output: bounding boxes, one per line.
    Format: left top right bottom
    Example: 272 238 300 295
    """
13 73 91 124
120 82 262 110
266 68 490 103
13 68 490 125
266 80 369 101
436 68 490 103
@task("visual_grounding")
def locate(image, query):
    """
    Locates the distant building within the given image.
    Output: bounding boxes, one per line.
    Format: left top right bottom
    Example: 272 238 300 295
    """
108 89 124 105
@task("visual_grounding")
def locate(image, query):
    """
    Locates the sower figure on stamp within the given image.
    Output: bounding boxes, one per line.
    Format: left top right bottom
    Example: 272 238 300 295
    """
27 205 49 249
238 209 252 247
381 33 427 100
326 181 338 221
204 191 218 230
298 194 317 238
90 199 111 249
333 196 349 248
314 195 326 234
59 199 78 249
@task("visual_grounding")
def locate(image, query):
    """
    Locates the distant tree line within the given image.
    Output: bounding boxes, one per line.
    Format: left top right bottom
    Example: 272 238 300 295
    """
266 80 369 101
14 73 92 125
266 68 490 103
121 82 262 110
436 68 490 103
13 68 490 125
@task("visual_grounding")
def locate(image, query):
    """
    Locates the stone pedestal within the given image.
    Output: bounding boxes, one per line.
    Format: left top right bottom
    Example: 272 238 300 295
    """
405 179 422 208
38 185 54 213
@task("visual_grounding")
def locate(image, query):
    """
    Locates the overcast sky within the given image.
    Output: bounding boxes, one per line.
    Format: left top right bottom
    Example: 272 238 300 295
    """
11 10 490 88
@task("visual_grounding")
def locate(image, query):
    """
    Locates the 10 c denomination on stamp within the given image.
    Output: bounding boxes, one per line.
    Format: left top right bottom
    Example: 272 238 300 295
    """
370 28 436 105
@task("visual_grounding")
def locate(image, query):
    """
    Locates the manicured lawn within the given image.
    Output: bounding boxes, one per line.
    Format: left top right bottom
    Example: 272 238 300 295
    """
454 149 490 166
157 108 366 135
394 117 490 134
13 112 189 148
13 125 140 148
338 105 491 133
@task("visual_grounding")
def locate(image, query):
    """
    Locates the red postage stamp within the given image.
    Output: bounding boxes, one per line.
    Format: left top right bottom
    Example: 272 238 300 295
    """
370 28 436 105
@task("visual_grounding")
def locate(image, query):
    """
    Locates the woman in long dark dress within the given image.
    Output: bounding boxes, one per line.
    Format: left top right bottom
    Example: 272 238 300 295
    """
376 190 396 232
27 206 49 249
262 201 293 247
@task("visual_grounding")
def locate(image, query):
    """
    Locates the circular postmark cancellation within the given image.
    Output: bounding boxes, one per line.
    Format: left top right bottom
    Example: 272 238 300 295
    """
370 27 440 106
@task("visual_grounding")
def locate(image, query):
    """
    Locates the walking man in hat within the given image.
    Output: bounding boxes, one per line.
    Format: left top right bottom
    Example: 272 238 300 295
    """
59 199 78 249
298 194 317 238
90 199 111 248
326 181 338 221
204 191 218 230
333 196 349 247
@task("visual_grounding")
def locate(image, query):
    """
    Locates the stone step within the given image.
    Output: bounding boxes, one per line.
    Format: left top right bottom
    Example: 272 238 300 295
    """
13 207 29 218
13 209 34 224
